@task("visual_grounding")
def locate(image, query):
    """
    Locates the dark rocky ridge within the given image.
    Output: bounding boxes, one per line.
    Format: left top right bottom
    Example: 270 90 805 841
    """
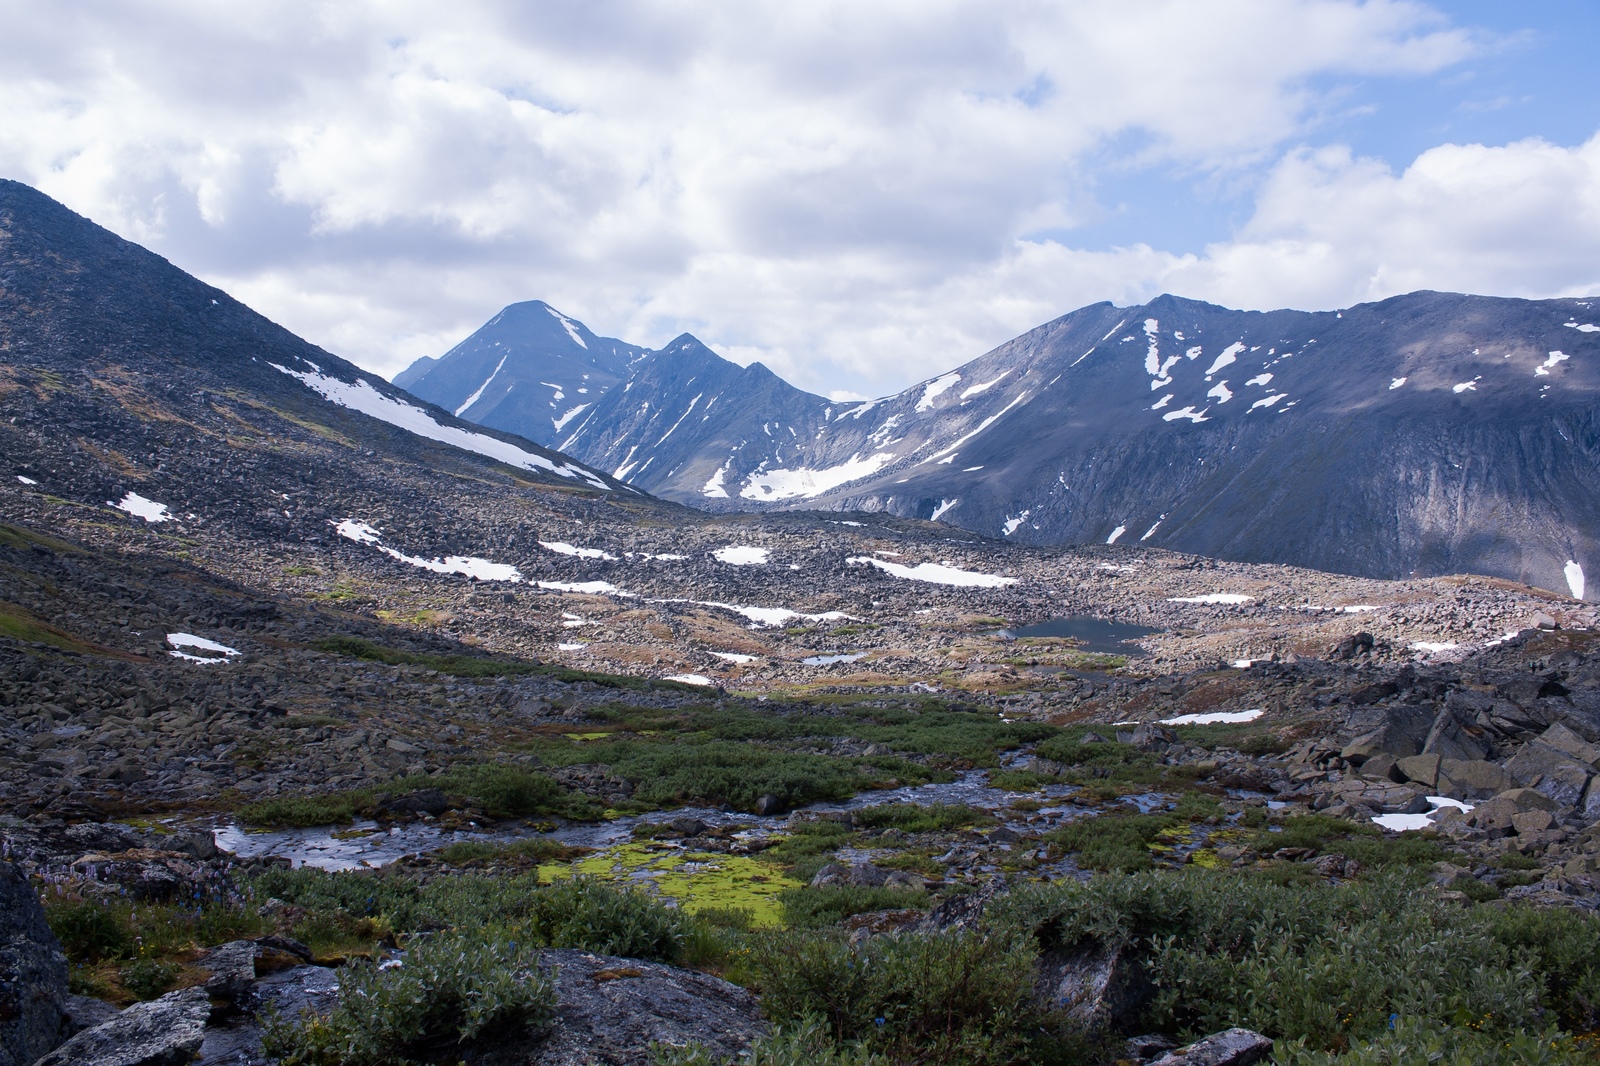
395 300 650 450
490 293 1600 598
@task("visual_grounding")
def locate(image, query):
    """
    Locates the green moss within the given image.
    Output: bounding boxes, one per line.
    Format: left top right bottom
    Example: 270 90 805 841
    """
539 842 800 928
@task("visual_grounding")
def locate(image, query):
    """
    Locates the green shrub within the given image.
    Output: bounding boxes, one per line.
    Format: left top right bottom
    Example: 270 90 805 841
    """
778 885 929 930
119 958 179 1000
436 838 587 865
1276 1017 1593 1066
655 1016 888 1066
853 803 987 833
525 877 687 962
1485 906 1600 1032
1008 870 1553 1051
745 927 1042 1065
263 929 553 1066
1045 812 1174 872
428 764 569 819
239 792 366 828
46 899 134 962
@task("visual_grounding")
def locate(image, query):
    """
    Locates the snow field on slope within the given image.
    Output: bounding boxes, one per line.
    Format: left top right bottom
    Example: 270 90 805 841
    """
713 545 770 565
738 452 898 501
112 491 172 523
846 556 1016 588
541 541 618 561
1168 593 1254 605
272 362 609 489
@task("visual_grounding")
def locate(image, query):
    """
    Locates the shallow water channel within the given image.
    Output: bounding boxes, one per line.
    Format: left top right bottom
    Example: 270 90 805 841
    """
211 756 1103 873
994 615 1160 655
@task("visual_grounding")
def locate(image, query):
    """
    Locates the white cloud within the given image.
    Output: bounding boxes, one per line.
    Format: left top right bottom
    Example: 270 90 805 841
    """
1 0 1552 398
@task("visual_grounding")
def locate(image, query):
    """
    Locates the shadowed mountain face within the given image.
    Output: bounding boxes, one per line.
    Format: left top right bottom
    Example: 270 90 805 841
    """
529 293 1600 598
0 180 632 522
394 301 650 449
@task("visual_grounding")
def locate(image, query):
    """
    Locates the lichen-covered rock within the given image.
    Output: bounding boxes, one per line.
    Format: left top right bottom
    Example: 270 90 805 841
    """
0 860 67 1066
519 948 766 1066
1149 1027 1274 1065
34 986 210 1066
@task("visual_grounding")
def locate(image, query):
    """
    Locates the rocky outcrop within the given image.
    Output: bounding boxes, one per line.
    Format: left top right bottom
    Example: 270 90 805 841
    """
0 861 68 1066
514 949 766 1066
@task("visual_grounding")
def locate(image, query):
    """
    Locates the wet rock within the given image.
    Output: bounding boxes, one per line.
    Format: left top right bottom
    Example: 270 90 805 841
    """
1034 942 1149 1033
197 963 341 1066
754 793 784 816
810 863 848 887
668 816 707 837
1125 1035 1180 1063
913 877 1008 933
522 948 766 1066
1149 1026 1274 1065
0 860 68 1066
61 994 123 1036
376 787 449 817
35 986 210 1066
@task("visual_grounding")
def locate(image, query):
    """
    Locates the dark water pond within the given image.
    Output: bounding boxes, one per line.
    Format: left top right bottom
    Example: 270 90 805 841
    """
996 615 1159 655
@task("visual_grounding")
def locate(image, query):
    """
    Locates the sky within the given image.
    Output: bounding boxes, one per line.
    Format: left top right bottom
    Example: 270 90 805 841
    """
2 1 1598 400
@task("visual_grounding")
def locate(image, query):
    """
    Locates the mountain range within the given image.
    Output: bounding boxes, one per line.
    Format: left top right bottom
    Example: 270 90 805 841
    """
401 291 1600 599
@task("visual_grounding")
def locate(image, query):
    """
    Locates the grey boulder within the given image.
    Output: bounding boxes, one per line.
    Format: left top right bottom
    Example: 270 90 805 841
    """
0 860 67 1066
522 948 767 1066
35 986 210 1066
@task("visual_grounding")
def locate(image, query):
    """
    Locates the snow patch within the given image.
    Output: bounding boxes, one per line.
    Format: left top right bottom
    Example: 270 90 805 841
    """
1151 394 1173 411
1452 378 1479 393
1001 510 1031 536
540 541 618 561
931 498 958 522
1106 525 1126 544
546 306 588 347
1205 342 1245 375
111 491 173 523
702 462 730 499
846 556 1016 588
739 452 896 501
271 363 608 489
1389 377 1406 390
1245 373 1272 387
167 633 240 664
1206 381 1233 403
552 403 590 431
1410 641 1459 653
1536 351 1569 376
665 674 715 687
916 373 961 412
1566 560 1585 599
455 353 507 415
713 545 770 565
1169 593 1254 605
1251 394 1285 409
1160 709 1262 726
16 475 37 485
960 372 1010 400
1142 319 1161 376
1565 322 1600 333
558 642 588 651
1162 406 1209 423
711 652 756 664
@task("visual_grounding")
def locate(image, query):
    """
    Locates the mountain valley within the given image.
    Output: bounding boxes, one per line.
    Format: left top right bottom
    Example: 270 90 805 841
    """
7 178 1600 1066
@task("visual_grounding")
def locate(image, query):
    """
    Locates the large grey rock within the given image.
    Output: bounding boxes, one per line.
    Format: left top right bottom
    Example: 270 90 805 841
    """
0 860 67 1066
1504 742 1594 807
1535 723 1600 768
197 964 342 1066
200 940 260 1003
523 948 766 1066
1421 709 1491 762
1034 943 1149 1033
1436 759 1513 798
1149 1027 1274 1065
35 986 210 1066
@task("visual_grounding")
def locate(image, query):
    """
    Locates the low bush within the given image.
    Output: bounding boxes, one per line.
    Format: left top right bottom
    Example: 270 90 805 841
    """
853 803 987 834
119 958 179 1000
656 1016 888 1066
745 926 1043 1065
1276 1017 1593 1066
1045 811 1175 873
778 885 929 930
436 838 588 866
239 792 367 828
46 898 134 961
263 929 553 1066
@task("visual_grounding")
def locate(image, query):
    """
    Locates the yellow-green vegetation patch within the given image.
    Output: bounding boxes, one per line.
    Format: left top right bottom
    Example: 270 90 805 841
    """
539 842 799 928
562 731 613 742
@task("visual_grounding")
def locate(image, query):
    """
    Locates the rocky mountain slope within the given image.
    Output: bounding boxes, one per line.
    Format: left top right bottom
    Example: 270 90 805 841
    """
519 292 1600 599
395 300 650 450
